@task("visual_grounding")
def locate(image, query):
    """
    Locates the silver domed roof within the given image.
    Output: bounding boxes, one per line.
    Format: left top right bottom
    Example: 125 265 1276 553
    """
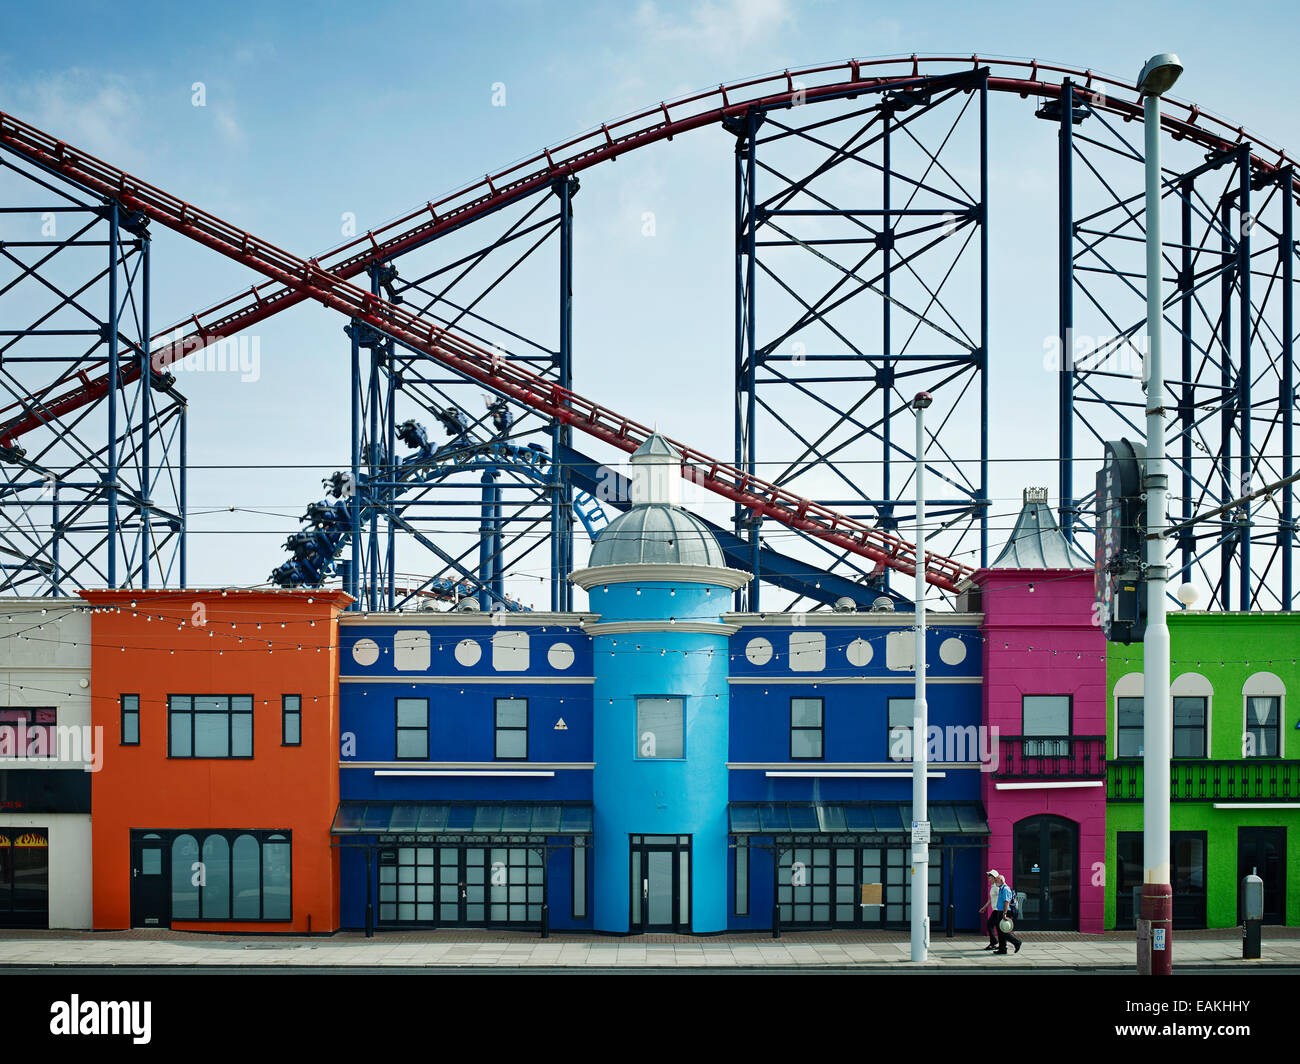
587 503 727 568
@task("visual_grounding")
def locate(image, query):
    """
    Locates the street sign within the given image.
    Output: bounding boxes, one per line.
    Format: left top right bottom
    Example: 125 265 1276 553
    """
911 821 930 845
1096 439 1147 643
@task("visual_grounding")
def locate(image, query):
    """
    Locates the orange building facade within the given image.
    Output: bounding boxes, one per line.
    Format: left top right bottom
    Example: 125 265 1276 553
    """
82 589 350 933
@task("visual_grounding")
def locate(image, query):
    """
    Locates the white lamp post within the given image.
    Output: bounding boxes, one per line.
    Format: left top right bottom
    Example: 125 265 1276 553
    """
911 390 933 964
1137 51 1182 977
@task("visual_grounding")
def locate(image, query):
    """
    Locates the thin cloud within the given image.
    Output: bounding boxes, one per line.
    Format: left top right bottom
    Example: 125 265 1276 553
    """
634 0 795 53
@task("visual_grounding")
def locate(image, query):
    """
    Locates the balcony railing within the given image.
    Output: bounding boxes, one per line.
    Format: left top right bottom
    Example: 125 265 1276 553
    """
1107 759 1300 802
992 735 1107 781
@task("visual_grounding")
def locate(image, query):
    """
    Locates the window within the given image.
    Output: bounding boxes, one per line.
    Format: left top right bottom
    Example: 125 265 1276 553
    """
396 698 428 760
1022 695 1070 757
734 839 750 916
1117 696 1143 758
170 830 291 922
636 697 684 759
495 698 528 760
1245 695 1281 758
120 695 139 746
790 697 823 759
1173 696 1207 758
0 708 56 760
168 696 253 758
282 695 301 746
887 698 914 761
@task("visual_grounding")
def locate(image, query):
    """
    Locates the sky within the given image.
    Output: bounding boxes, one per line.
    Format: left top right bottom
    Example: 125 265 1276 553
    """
0 0 1296 605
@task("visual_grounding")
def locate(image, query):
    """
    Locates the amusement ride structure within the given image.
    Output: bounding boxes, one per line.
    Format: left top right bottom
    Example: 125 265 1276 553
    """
0 55 1294 612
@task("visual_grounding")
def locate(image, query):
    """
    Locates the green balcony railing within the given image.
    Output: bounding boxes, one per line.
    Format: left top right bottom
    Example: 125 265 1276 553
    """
1107 759 1300 802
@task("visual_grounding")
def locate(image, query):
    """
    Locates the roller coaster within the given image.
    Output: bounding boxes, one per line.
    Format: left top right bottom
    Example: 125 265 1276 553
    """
0 55 1294 611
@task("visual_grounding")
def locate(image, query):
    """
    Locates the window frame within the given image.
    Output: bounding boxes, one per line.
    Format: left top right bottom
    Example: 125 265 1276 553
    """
887 697 915 762
572 838 588 921
635 696 685 760
120 694 140 746
494 697 528 761
281 694 302 747
734 838 750 917
1021 694 1072 757
1116 695 1144 759
167 695 254 760
395 697 429 761
1172 695 1208 759
168 828 292 924
789 697 824 761
0 707 57 760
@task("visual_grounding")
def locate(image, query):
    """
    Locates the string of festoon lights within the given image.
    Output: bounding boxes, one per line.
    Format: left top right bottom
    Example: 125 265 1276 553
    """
0 580 1291 672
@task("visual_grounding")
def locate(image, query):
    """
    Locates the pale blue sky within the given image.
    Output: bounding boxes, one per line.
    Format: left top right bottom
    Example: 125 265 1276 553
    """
1 0 1295 601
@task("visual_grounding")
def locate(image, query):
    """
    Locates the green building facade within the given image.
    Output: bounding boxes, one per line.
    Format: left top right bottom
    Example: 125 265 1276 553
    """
1105 612 1300 929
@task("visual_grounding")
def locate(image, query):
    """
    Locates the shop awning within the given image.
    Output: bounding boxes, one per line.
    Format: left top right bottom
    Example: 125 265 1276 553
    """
727 802 990 836
331 801 593 836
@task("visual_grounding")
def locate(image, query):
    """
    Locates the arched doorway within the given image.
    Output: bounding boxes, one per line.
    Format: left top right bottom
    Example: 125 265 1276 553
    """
1012 815 1078 931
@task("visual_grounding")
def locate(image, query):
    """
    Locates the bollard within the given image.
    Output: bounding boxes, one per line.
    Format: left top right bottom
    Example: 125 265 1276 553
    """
1242 870 1263 959
772 903 781 940
541 903 550 940
1137 883 1173 976
946 903 954 938
365 901 374 939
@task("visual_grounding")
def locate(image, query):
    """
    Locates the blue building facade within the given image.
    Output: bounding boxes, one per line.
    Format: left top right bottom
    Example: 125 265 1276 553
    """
332 437 993 934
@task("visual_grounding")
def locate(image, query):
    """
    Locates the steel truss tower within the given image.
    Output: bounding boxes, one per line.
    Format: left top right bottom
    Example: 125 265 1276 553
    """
0 144 185 594
340 177 577 612
732 69 989 611
1056 80 1299 609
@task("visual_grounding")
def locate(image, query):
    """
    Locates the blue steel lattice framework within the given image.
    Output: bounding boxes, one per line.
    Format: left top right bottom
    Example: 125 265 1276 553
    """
1054 79 1299 610
732 69 990 612
0 142 186 594
327 178 579 612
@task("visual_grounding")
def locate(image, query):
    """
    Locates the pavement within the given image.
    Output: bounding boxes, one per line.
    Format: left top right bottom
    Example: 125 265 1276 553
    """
1 926 1297 969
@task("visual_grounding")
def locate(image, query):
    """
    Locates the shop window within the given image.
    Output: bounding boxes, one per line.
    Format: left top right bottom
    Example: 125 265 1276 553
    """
169 831 292 922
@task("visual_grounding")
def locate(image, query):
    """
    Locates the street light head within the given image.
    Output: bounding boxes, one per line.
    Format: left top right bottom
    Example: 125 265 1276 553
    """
913 391 933 410
1137 53 1183 97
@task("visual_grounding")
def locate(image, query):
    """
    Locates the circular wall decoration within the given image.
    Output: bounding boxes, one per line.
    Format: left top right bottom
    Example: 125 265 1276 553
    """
547 642 575 670
454 639 482 667
939 637 967 666
351 638 379 666
745 637 773 666
846 638 873 667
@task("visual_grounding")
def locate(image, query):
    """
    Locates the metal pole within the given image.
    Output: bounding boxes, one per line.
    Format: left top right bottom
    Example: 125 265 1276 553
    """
140 228 151 589
106 200 120 587
1283 173 1295 609
1058 80 1075 543
1141 73 1173 977
911 391 931 963
349 324 362 608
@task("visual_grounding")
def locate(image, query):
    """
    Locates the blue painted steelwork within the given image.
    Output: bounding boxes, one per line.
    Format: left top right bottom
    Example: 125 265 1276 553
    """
730 70 991 613
0 142 185 593
1056 98 1298 610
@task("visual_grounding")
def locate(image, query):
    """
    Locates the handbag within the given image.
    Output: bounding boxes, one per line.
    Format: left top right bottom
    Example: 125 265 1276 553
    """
999 917 1014 934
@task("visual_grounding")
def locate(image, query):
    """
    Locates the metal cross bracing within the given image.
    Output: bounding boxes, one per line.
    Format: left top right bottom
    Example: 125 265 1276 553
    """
732 68 989 611
0 143 185 595
0 106 975 599
334 177 579 611
1 57 1295 610
1053 80 1299 610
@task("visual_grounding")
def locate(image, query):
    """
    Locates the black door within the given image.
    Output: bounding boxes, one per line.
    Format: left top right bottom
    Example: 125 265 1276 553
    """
129 831 170 928
1237 827 1286 924
0 828 50 928
630 835 690 933
1013 815 1078 930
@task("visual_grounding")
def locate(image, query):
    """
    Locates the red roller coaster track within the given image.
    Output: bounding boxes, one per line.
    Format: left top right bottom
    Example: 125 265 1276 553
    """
0 55 1294 589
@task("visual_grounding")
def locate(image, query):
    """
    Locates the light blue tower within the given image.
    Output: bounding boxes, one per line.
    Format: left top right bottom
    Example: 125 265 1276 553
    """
570 435 750 933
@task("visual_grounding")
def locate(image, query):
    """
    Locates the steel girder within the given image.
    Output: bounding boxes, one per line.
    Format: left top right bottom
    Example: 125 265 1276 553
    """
732 69 990 611
0 145 185 595
1056 80 1298 610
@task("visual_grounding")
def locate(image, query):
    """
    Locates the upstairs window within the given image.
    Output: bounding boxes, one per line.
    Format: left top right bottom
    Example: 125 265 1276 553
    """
168 696 253 759
121 695 140 746
495 698 528 760
281 695 301 747
396 698 429 760
789 697 823 759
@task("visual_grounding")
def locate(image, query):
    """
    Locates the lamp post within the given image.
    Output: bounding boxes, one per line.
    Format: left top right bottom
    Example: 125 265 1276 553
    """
1137 51 1182 977
911 390 933 964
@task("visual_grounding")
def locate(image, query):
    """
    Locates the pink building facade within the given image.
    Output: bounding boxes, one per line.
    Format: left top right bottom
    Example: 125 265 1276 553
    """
966 492 1108 934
